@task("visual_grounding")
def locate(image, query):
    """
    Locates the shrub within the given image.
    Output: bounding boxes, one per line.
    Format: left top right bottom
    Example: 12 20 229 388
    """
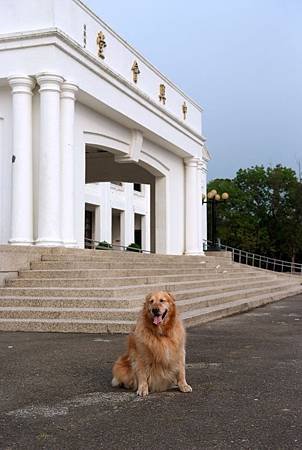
126 242 141 252
96 241 112 250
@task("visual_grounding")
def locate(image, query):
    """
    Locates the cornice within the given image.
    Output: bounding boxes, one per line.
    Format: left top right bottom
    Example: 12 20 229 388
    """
70 0 204 112
0 28 206 147
202 145 211 161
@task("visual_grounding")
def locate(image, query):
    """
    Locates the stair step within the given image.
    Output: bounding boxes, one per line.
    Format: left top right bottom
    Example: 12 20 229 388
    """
182 285 302 327
0 285 300 333
40 253 227 262
0 295 142 308
0 276 279 298
0 281 299 321
19 266 254 279
8 272 275 288
30 261 234 270
0 317 135 333
0 248 300 334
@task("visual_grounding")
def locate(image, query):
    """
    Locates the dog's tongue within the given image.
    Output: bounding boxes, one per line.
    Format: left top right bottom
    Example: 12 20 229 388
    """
153 315 163 326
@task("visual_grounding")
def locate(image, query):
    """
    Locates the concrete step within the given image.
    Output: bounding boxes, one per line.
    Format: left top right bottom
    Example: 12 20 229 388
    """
176 281 299 313
0 295 143 309
0 279 297 311
30 260 235 270
0 247 299 334
0 306 140 320
8 271 273 288
182 285 302 327
0 281 297 321
19 266 253 279
0 276 279 298
0 317 132 333
36 246 233 262
0 284 300 334
40 253 230 263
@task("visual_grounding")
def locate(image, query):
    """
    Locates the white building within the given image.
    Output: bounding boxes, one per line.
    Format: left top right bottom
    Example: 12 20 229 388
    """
0 0 210 255
85 182 150 251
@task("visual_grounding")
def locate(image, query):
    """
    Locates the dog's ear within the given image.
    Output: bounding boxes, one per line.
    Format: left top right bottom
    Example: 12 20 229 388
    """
144 292 152 304
167 291 176 303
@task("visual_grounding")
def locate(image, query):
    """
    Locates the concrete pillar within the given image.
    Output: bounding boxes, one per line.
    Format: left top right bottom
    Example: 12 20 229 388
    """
60 82 78 246
100 182 112 244
184 157 201 255
142 185 151 252
121 183 134 247
201 160 208 249
153 176 168 254
36 73 64 246
197 160 205 255
0 117 4 243
8 75 35 245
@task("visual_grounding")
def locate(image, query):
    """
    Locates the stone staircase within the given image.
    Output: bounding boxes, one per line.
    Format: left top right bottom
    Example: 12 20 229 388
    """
0 249 301 333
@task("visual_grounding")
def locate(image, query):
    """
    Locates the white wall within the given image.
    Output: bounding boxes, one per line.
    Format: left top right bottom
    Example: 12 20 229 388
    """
0 0 202 135
0 83 204 254
0 87 12 244
143 139 185 254
0 0 207 254
85 182 150 250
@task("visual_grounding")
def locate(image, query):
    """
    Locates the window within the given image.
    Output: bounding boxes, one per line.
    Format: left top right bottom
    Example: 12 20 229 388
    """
134 183 141 192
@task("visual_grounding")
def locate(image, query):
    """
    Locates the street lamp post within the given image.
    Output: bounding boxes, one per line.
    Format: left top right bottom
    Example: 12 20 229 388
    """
202 189 229 250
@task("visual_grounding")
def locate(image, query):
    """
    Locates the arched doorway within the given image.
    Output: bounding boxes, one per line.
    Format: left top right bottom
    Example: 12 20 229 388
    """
84 143 168 254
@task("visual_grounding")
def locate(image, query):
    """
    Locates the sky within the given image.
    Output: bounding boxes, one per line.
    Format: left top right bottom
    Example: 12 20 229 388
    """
85 0 302 181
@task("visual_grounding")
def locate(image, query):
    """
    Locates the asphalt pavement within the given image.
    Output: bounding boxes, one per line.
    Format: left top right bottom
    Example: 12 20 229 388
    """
0 295 302 450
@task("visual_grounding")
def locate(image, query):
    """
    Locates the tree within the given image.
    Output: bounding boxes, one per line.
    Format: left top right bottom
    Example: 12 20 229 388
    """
207 165 302 262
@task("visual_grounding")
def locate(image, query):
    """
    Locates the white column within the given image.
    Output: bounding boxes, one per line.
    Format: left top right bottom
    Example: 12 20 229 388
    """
153 176 168 254
201 160 208 249
8 75 35 245
60 82 78 246
36 73 64 246
184 157 201 255
100 182 112 243
197 160 205 255
142 185 151 251
121 183 135 247
0 117 4 243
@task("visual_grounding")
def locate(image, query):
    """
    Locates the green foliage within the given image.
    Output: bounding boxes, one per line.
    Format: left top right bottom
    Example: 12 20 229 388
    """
208 165 302 262
96 241 112 250
126 242 141 252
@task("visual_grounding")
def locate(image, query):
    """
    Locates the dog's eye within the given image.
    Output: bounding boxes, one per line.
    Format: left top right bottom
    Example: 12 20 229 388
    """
160 299 164 303
150 299 154 304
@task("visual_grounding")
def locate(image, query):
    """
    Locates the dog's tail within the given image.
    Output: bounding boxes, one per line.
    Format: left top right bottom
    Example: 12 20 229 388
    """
112 353 136 390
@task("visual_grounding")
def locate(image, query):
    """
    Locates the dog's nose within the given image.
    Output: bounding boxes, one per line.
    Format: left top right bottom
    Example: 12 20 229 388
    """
152 308 160 316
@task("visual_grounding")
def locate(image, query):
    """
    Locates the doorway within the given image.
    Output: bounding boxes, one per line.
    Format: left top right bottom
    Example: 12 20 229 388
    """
112 209 122 249
134 213 142 248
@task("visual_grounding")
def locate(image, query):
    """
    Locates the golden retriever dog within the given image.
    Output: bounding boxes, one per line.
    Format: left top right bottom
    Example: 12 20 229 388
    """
112 291 192 396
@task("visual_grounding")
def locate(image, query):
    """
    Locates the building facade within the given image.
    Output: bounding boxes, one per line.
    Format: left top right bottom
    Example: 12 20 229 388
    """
0 0 209 255
85 182 150 250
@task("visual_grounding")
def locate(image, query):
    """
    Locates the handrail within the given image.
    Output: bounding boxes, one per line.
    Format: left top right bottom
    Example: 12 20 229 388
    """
84 237 152 254
203 240 302 274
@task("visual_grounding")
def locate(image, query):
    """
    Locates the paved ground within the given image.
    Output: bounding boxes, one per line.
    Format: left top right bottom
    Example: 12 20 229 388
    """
0 296 302 450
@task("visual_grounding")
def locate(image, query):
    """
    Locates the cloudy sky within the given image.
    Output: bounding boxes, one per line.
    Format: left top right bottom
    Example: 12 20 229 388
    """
86 0 302 181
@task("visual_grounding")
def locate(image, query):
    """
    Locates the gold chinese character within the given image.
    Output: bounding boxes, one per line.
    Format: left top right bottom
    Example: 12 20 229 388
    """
182 101 188 120
96 31 106 59
83 24 87 48
159 84 166 105
131 61 140 83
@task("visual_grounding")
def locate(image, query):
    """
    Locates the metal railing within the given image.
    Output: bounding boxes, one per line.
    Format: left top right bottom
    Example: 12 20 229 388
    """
204 240 302 274
84 237 152 254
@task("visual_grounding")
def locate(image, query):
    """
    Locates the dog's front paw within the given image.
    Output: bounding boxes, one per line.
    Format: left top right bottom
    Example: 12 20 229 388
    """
111 377 119 387
178 382 192 393
137 383 149 397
